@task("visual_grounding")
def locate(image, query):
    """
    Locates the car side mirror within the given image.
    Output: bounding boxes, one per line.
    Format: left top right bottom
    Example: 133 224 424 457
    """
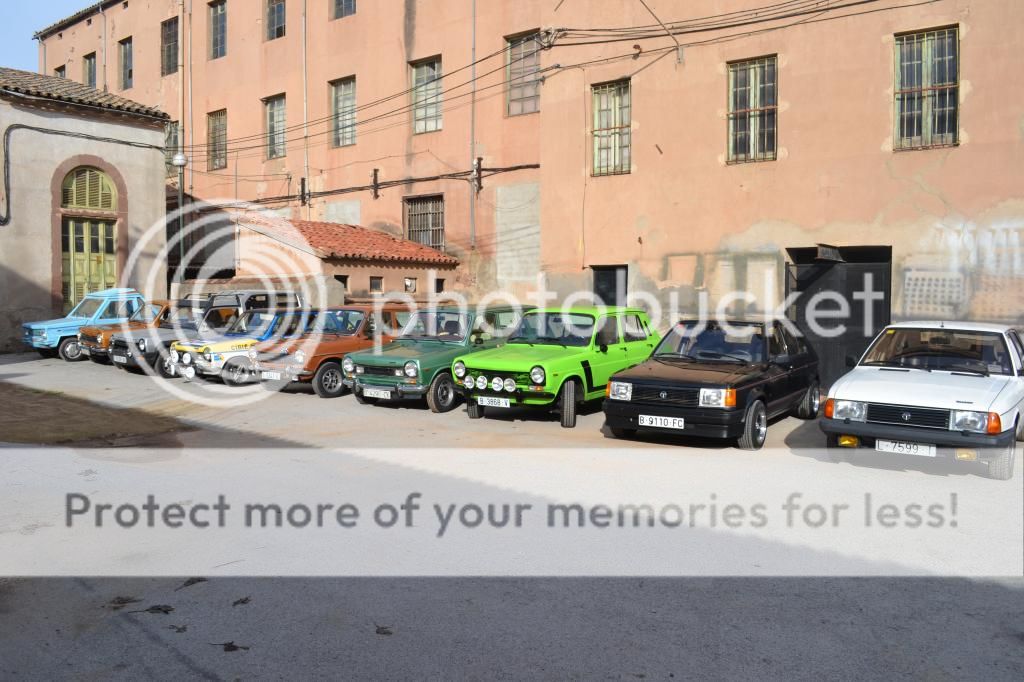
599 343 609 353
774 353 790 365
845 355 858 367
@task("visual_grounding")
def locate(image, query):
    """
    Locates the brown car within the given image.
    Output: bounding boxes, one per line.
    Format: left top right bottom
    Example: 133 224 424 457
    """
79 300 171 363
253 304 409 398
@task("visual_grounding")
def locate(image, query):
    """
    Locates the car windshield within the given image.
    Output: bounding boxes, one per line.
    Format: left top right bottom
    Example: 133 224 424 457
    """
316 310 365 335
68 298 103 318
654 322 765 364
861 328 1013 376
508 312 595 347
130 304 164 324
161 305 204 330
399 311 468 341
228 310 316 338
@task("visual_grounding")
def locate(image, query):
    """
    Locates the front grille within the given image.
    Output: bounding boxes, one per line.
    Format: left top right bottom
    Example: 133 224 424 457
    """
463 369 531 386
630 385 700 407
360 365 398 376
111 339 129 352
258 351 291 364
80 332 99 344
866 403 950 429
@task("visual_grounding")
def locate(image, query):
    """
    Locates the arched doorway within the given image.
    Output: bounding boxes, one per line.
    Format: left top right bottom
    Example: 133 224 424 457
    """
60 167 118 310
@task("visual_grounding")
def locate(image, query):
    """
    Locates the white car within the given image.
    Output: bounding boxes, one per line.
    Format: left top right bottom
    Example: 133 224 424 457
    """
820 321 1021 480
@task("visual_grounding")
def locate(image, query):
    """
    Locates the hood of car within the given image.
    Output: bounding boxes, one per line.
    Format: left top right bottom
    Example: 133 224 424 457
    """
261 333 375 356
831 367 1011 411
24 317 85 331
612 359 757 386
460 343 590 370
348 339 464 367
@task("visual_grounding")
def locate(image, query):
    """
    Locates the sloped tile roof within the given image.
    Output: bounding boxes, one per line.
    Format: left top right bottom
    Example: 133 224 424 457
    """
34 2 116 40
244 215 459 266
0 66 167 119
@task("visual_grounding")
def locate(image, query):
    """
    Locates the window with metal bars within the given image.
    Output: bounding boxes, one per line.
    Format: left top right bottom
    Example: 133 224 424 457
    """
728 56 777 163
507 32 541 116
161 17 178 76
592 80 630 176
330 77 356 147
411 58 442 134
404 196 445 251
165 121 180 177
209 1 227 59
83 53 96 88
333 0 355 20
266 0 286 40
61 168 116 211
207 110 227 170
119 38 133 89
895 27 958 150
264 95 287 159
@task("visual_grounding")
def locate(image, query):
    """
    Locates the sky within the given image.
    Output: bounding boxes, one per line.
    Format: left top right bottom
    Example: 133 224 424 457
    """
0 1 91 72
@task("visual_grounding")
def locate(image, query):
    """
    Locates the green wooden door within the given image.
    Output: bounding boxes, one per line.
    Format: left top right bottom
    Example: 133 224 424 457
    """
62 218 117 312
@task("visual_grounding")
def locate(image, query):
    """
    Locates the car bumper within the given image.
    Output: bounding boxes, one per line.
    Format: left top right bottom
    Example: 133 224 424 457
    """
819 418 1014 458
603 401 747 439
80 343 108 357
23 335 55 349
257 362 311 383
354 378 428 399
455 387 556 407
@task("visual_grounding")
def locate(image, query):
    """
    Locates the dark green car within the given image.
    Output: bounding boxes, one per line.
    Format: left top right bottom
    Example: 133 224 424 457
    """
342 306 526 412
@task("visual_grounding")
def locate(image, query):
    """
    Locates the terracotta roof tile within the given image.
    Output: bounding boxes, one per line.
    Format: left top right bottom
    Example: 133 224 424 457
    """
0 66 167 119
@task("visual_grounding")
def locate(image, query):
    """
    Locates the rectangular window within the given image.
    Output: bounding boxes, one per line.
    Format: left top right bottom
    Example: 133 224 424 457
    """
411 58 442 134
404 278 417 294
895 27 958 150
54 65 65 78
404 195 445 251
728 56 777 163
369 276 383 293
119 37 133 89
333 0 356 19
207 110 227 170
209 1 227 59
592 80 630 176
264 95 287 159
507 32 541 116
161 17 178 76
165 121 180 177
266 0 286 40
434 278 445 294
83 53 96 88
330 77 357 147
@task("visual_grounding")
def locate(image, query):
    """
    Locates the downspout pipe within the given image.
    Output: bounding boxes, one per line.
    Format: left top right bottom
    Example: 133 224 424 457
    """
99 4 108 90
469 0 477 249
302 0 311 219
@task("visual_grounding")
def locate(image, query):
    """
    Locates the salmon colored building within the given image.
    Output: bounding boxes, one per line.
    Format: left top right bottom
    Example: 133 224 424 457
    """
34 0 1024 372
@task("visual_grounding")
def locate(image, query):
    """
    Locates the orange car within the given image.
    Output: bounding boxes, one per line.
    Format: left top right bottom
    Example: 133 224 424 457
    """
252 304 409 398
79 300 171 363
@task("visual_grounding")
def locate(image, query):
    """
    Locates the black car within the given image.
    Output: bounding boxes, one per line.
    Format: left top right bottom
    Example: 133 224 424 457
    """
603 319 820 449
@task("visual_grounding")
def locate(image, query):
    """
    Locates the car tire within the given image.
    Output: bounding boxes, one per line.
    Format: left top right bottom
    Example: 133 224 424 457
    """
58 337 85 362
609 426 637 440
987 441 1016 481
559 380 578 429
221 360 251 386
354 388 378 405
796 381 820 419
37 348 59 359
156 355 176 379
467 401 484 419
313 361 347 399
737 399 767 450
426 372 458 413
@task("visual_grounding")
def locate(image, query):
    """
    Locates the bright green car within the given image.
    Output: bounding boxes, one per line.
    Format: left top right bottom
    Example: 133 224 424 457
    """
453 306 660 427
342 305 526 413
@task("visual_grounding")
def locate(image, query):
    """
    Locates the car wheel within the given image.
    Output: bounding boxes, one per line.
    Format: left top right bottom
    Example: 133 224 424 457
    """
221 360 251 386
156 355 176 379
609 426 637 440
467 401 484 419
354 388 378 405
37 348 59 359
987 441 1016 481
796 381 820 419
313 361 346 399
1015 418 1024 443
426 372 458 413
738 399 767 450
559 380 578 429
58 337 85 362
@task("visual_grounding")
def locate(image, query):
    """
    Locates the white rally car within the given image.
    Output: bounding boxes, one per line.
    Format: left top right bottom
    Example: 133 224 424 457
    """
820 321 1022 480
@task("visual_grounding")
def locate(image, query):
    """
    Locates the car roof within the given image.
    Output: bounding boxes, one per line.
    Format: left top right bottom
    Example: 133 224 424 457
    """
527 306 647 315
419 305 532 314
84 288 138 298
886 320 1012 333
329 304 409 312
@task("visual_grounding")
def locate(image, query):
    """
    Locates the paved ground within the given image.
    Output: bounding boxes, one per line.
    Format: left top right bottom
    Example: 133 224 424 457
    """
1 352 1023 679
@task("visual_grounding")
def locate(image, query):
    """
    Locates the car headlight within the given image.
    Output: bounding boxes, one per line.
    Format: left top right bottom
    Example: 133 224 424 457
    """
530 366 545 384
699 388 736 408
454 361 466 378
608 381 633 401
203 351 212 362
491 377 503 392
136 338 147 352
503 378 516 393
404 361 418 377
950 410 989 433
831 399 866 422
294 350 306 364
170 349 179 363
463 375 475 389
182 352 192 365
343 357 355 373
476 375 488 390
96 333 104 344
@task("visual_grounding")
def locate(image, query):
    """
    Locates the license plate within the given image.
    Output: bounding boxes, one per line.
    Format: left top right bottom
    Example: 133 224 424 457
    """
112 355 127 364
478 396 510 408
363 388 391 400
261 371 282 381
638 414 685 430
875 439 936 457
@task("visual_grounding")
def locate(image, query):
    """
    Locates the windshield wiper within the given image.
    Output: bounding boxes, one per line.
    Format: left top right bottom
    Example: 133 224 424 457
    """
942 365 989 377
654 352 696 363
697 351 748 364
861 360 931 372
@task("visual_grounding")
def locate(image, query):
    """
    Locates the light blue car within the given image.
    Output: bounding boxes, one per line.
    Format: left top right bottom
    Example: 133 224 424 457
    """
22 288 146 362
